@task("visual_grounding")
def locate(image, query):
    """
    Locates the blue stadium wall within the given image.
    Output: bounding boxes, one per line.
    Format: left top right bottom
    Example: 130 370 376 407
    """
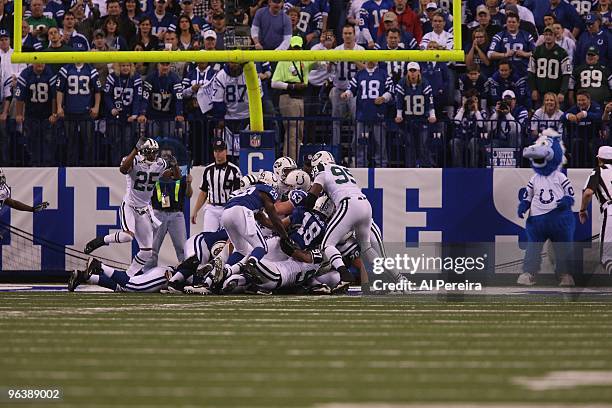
0 167 600 273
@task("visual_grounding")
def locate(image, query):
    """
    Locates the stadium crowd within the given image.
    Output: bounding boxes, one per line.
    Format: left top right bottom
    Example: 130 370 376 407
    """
2 0 612 168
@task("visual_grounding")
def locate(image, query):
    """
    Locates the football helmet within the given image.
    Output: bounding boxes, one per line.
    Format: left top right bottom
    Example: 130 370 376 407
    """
313 195 335 219
311 150 335 168
258 171 279 188
140 138 159 162
240 174 259 189
273 157 297 182
284 169 311 191
0 168 5 187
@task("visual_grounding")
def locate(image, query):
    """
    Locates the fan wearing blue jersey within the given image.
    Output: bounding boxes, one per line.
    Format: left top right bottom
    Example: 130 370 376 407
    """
284 0 323 46
221 172 289 277
576 13 612 66
61 12 90 51
104 63 143 165
549 0 586 39
14 64 57 166
56 62 102 166
146 0 177 38
394 62 436 167
359 0 393 48
488 13 535 78
140 62 185 140
375 12 418 51
485 59 530 110
342 60 393 167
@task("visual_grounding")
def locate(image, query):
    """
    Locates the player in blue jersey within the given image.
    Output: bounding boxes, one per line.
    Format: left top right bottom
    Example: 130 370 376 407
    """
394 62 436 167
56 62 102 166
359 0 393 48
104 62 143 165
14 63 57 166
220 171 290 278
140 62 184 140
488 13 535 78
343 60 394 167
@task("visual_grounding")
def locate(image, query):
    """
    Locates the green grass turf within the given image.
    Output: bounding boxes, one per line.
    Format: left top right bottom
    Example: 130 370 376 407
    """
1 293 612 407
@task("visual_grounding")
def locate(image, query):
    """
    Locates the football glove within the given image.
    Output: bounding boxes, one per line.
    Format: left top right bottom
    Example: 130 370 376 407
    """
280 237 299 256
556 195 574 211
165 154 178 168
517 200 531 219
135 135 148 151
33 201 49 212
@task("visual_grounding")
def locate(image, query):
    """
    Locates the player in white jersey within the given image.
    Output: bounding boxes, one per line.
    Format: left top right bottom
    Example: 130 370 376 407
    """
212 63 263 159
0 168 49 213
303 151 378 286
84 137 180 276
329 24 365 146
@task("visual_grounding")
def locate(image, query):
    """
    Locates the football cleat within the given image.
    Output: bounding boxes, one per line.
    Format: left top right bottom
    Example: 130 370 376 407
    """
559 273 575 287
86 257 103 276
517 272 536 286
308 283 332 295
195 262 214 278
183 284 213 295
67 269 90 292
84 236 106 254
161 280 185 294
332 281 351 295
240 259 265 284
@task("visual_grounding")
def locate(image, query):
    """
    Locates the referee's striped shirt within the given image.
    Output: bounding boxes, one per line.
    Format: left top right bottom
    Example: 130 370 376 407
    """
200 161 242 205
585 164 612 213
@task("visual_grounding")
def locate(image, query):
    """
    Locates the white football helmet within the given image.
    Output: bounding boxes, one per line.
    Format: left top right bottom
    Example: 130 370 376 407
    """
240 174 259 189
311 150 335 168
273 157 297 182
258 171 279 188
0 168 5 187
313 195 335 219
284 169 312 191
140 138 159 162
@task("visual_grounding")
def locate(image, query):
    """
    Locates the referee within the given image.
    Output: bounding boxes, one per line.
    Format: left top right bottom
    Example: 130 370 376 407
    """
580 146 612 273
191 138 242 232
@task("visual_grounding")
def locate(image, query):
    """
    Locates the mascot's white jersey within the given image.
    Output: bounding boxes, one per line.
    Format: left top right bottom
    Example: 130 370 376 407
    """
525 171 574 217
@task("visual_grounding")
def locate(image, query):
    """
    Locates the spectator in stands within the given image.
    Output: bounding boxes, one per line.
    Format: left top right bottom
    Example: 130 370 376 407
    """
26 0 57 46
468 5 501 45
103 0 137 42
210 12 227 49
488 13 535 78
597 0 612 28
131 17 161 51
484 0 505 28
207 0 224 23
0 30 26 81
91 29 112 84
43 27 74 74
21 20 43 52
391 0 422 43
395 61 436 167
163 31 188 76
141 62 185 139
569 46 612 107
61 11 90 51
548 0 584 39
376 11 418 50
576 13 612 66
272 36 316 159
451 89 488 167
329 24 365 147
419 1 452 35
458 64 488 110
252 0 292 50
177 14 200 50
123 0 143 27
14 63 57 166
420 12 453 50
465 27 493 78
420 43 451 117
531 92 565 139
528 26 571 107
178 0 205 33
72 0 99 41
102 16 129 50
564 89 603 166
502 1 536 30
342 59 393 167
56 62 102 166
147 0 178 38
0 0 13 47
285 0 323 48
149 147 192 268
552 21 577 65
487 89 528 149
104 62 143 165
306 30 333 142
486 59 529 110
378 28 409 82
347 0 366 44
359 0 393 49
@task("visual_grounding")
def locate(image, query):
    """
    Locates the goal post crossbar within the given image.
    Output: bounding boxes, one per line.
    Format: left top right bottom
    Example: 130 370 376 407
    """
11 0 463 132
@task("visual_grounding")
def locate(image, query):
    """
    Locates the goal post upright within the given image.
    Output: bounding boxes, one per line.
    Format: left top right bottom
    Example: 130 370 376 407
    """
11 0 464 132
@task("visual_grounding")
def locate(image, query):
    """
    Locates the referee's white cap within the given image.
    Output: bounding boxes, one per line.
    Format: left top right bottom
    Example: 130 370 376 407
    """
597 146 612 160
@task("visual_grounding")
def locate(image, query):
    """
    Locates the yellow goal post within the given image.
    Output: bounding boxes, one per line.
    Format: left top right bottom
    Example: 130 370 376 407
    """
11 0 464 131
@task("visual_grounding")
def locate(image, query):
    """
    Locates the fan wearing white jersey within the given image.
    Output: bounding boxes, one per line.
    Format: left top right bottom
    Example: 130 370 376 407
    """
84 137 180 276
0 168 49 213
303 150 378 286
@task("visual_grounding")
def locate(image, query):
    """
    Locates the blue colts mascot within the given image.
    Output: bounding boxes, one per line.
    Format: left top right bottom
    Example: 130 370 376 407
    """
517 128 576 287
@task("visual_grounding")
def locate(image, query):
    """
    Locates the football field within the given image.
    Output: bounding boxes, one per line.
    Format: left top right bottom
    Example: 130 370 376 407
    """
1 291 612 407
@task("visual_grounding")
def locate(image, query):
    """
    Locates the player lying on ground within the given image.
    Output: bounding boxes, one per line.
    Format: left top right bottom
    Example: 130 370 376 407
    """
0 169 49 213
